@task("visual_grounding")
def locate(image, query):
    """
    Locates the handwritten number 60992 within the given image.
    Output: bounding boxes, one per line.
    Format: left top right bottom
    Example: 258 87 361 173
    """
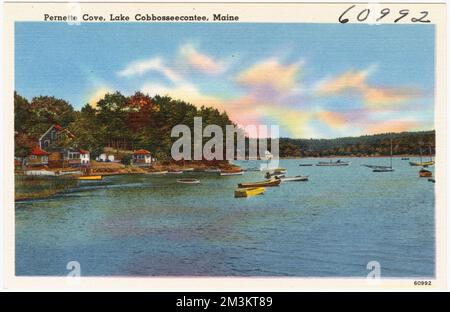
339 5 430 24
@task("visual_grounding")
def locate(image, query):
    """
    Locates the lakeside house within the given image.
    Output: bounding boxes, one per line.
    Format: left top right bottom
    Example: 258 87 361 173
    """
27 146 50 167
132 149 152 167
39 124 75 149
29 124 90 168
96 153 115 162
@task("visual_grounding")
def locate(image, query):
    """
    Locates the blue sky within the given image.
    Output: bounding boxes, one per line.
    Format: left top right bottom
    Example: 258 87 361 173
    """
15 23 435 138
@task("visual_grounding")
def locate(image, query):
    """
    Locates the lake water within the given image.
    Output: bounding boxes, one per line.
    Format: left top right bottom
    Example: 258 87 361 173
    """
15 158 435 277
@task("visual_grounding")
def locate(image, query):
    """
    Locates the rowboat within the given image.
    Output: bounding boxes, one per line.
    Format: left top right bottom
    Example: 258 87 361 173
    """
265 172 284 179
238 178 281 188
362 164 391 169
220 171 244 176
167 170 183 174
177 178 200 184
316 160 349 166
234 187 265 198
280 175 309 182
373 168 394 172
262 167 287 174
419 168 432 178
401 157 410 160
428 178 435 183
77 175 102 181
298 164 313 166
243 167 260 172
146 171 168 175
409 161 434 167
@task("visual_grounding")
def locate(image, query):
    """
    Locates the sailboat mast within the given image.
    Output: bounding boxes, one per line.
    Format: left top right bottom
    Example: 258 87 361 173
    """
390 139 393 168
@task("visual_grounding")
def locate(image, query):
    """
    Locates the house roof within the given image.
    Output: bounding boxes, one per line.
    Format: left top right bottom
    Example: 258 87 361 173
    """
30 146 50 156
79 149 90 154
38 124 75 144
133 149 151 155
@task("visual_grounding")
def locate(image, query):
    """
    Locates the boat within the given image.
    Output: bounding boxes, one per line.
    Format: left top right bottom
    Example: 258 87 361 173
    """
262 167 287 174
234 187 265 198
146 171 168 175
265 172 284 179
182 168 194 172
167 170 183 174
428 178 435 183
77 175 102 180
298 164 313 166
409 145 434 166
401 157 410 160
25 170 56 176
238 178 281 188
372 139 395 172
419 168 432 178
373 168 394 172
409 160 435 166
362 164 391 169
204 168 221 173
220 171 244 176
316 160 349 166
176 178 200 184
280 175 309 182
243 167 260 172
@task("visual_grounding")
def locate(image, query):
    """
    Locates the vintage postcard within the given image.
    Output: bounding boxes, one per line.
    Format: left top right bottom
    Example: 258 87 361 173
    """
1 1 447 291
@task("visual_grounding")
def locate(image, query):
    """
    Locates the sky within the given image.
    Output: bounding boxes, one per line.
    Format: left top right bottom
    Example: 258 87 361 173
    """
15 23 435 138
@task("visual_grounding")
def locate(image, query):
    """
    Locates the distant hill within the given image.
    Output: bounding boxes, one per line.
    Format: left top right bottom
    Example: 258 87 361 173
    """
278 131 435 157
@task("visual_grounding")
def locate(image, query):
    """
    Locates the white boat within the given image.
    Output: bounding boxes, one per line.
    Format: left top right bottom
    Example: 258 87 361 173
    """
220 171 244 176
280 175 309 182
316 160 349 166
25 170 56 176
177 178 200 184
167 170 183 174
146 171 168 175
57 170 82 176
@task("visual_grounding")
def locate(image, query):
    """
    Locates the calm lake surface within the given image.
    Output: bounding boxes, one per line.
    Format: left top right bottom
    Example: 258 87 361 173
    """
15 158 435 277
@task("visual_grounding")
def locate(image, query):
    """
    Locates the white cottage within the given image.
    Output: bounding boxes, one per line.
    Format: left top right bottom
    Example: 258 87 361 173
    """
96 153 115 162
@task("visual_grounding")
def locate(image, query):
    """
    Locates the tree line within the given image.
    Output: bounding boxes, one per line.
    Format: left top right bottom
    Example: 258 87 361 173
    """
14 91 233 161
14 90 435 159
278 131 435 157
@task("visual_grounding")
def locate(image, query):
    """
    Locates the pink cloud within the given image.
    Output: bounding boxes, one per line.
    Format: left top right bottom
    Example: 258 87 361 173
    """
179 44 225 74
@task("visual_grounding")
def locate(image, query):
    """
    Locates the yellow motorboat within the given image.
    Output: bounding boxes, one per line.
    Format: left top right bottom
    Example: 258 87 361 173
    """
77 175 103 181
234 187 265 198
238 178 281 188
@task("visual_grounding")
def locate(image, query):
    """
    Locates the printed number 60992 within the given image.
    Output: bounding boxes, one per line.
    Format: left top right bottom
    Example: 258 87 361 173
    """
339 5 430 24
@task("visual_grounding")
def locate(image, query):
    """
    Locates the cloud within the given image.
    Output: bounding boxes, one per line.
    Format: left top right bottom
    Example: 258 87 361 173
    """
366 120 421 135
236 58 303 92
87 86 114 108
315 67 420 108
141 82 228 111
315 111 348 129
117 57 182 83
179 44 226 74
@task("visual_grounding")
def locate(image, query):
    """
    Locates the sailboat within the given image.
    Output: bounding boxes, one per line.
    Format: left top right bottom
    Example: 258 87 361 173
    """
373 140 394 172
409 145 434 166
